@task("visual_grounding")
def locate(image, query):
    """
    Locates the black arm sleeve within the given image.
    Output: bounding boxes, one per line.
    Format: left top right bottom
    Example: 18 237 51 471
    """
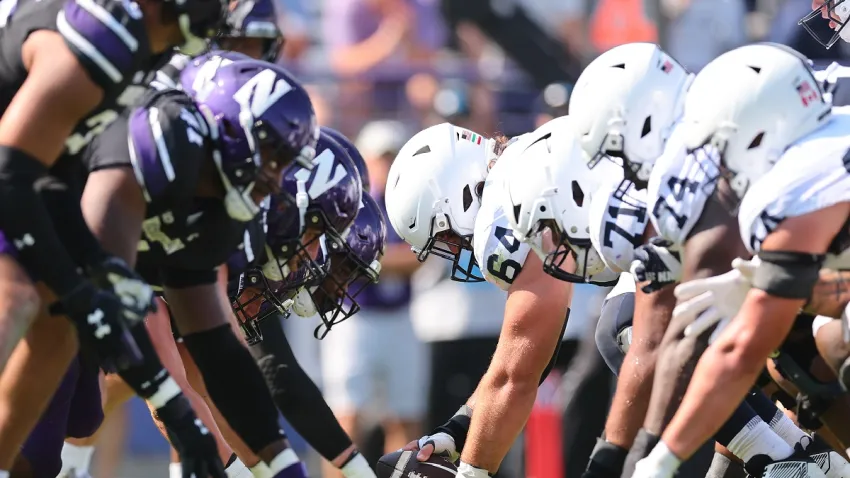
40 156 107 266
249 316 354 461
0 146 87 296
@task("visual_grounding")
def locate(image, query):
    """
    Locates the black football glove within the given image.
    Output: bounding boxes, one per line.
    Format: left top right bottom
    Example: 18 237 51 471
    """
87 256 156 323
629 237 682 294
51 282 143 372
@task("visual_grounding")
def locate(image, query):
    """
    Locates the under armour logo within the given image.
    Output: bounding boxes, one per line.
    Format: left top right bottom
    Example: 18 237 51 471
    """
195 418 210 435
13 233 34 250
87 309 112 339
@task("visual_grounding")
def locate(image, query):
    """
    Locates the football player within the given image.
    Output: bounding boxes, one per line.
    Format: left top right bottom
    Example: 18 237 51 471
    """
543 42 845 478
0 0 228 475
18 55 319 478
381 121 614 477
230 129 381 478
632 43 850 478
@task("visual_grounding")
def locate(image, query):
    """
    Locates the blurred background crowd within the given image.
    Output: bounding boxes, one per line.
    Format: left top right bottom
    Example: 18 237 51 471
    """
103 0 850 476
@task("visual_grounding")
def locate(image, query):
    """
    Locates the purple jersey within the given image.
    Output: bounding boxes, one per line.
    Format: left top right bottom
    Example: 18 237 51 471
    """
0 0 160 157
83 88 248 288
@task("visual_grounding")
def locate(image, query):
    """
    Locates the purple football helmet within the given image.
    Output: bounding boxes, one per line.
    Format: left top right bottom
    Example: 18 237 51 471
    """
264 130 363 289
181 56 319 222
320 127 370 192
304 194 386 339
218 0 283 62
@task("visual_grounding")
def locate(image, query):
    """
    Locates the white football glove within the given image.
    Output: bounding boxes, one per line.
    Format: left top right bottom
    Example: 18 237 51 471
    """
677 257 759 341
417 432 459 463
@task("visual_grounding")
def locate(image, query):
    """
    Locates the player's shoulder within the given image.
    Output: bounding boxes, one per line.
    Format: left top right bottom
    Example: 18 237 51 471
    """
127 88 210 202
57 0 152 88
647 124 720 247
589 179 649 273
738 110 850 253
474 156 530 291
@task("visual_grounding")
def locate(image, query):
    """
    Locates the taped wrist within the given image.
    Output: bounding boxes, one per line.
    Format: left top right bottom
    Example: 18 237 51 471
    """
753 251 824 300
0 146 85 296
434 404 473 452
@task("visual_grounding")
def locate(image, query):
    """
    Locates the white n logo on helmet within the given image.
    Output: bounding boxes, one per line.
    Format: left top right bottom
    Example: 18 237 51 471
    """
192 56 235 101
233 68 293 119
294 148 347 199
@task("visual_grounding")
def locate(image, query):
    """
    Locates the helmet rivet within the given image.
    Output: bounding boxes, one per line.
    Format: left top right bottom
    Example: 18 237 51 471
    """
312 217 319 223
259 131 268 140
571 226 578 233
540 206 546 212
282 246 288 252
235 170 243 177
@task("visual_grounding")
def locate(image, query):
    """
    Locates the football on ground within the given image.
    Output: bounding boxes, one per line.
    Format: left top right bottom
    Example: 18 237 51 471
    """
376 450 457 478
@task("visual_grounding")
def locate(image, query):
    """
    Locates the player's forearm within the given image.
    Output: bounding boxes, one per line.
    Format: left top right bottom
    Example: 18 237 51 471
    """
662 293 800 460
660 343 760 461
460 370 538 472
803 268 850 318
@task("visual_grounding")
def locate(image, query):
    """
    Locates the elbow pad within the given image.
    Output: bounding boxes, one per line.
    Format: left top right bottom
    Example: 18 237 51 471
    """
752 251 824 300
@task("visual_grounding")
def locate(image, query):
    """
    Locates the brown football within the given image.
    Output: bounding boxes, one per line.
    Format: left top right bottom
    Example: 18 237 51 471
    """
376 450 458 478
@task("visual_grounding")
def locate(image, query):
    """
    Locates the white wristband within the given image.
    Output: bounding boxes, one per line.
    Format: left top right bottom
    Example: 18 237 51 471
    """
457 461 490 478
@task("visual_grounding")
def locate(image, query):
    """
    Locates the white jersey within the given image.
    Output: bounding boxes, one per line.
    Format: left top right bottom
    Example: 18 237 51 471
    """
647 123 721 247
473 134 534 291
589 179 650 273
739 107 850 269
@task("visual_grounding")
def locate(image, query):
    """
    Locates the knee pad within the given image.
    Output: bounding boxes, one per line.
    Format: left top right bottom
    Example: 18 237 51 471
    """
594 292 634 375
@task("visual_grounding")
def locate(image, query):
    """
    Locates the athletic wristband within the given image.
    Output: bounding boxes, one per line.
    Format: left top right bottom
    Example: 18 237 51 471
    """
457 461 491 478
434 405 473 452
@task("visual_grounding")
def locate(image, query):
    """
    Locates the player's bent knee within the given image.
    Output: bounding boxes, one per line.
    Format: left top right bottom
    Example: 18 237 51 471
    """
814 319 850 375
0 279 40 328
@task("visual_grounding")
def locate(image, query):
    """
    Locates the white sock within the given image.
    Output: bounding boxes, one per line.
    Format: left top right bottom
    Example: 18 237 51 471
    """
727 417 794 463
251 462 273 478
60 443 95 476
226 457 253 478
169 462 182 478
769 411 811 448
341 453 372 478
267 449 300 475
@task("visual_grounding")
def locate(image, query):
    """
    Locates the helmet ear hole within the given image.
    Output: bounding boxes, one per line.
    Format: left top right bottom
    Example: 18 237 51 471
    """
747 132 764 150
462 185 474 212
571 180 585 207
640 116 652 138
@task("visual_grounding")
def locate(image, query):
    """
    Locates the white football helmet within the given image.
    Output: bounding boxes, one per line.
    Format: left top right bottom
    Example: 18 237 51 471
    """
570 43 692 185
503 116 621 285
385 123 495 282
680 43 831 200
800 0 850 49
